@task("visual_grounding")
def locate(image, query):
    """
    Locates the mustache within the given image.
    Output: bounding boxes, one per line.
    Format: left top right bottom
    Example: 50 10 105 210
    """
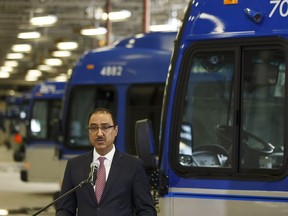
96 137 105 142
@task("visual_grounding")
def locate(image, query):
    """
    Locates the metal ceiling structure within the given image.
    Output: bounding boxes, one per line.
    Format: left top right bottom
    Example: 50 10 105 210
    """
0 0 188 98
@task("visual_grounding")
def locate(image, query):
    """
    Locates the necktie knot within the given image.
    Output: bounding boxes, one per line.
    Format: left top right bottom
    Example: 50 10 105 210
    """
98 156 105 164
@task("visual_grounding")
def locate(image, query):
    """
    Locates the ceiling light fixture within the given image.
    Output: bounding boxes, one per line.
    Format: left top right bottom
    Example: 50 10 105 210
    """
12 44 32 52
0 209 8 215
150 17 181 32
6 53 24 59
149 24 178 32
4 61 18 67
0 71 10 78
27 69 42 77
44 58 63 66
80 27 107 36
38 65 53 71
54 74 68 82
56 42 78 50
0 66 13 73
30 15 58 26
17 31 41 39
25 76 38 81
52 50 71 57
102 10 131 21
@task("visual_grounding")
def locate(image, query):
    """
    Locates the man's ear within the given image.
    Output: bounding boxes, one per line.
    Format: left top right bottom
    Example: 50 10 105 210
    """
115 126 118 136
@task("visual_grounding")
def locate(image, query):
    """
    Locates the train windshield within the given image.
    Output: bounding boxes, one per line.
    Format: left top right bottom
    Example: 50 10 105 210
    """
30 99 62 139
177 43 286 174
65 84 164 155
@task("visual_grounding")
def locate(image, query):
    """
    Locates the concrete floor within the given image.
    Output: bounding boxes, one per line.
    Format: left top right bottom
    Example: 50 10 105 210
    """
0 145 60 216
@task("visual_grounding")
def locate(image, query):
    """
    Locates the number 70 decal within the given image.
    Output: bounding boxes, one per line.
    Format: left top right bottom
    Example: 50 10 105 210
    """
270 0 288 17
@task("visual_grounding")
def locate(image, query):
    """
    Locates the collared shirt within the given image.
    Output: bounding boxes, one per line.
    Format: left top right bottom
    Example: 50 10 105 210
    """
93 144 115 181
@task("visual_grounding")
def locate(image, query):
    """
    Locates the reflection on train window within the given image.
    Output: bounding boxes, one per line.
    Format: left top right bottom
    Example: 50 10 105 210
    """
30 99 62 139
179 50 234 168
240 49 285 170
67 86 116 148
31 101 48 139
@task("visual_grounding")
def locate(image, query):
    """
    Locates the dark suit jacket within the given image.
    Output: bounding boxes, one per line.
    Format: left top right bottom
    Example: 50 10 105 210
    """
56 149 157 216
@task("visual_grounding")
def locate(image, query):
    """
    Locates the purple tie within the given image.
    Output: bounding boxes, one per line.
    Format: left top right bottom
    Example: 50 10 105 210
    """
95 157 106 202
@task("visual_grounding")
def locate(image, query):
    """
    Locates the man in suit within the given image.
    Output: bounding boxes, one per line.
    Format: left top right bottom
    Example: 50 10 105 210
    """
56 107 157 216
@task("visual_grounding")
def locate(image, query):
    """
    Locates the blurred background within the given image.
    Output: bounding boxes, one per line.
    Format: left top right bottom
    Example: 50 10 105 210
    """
0 1 189 215
0 0 188 101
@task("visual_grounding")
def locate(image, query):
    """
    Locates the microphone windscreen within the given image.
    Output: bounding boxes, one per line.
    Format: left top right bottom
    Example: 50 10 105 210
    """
90 161 98 168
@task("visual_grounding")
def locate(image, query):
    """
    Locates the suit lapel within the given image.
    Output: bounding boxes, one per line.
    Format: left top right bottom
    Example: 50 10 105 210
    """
100 150 124 203
82 150 98 204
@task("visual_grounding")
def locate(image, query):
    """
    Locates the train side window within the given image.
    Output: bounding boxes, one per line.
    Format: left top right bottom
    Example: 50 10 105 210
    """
127 84 164 155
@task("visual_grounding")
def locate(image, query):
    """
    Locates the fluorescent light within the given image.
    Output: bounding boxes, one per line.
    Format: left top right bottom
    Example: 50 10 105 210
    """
30 15 58 26
27 69 42 77
12 44 32 52
0 209 8 215
44 58 63 66
56 42 78 50
67 68 72 76
54 74 68 82
4 60 18 67
52 50 71 57
149 24 179 32
8 90 16 96
25 76 38 81
38 64 52 71
1 66 13 73
81 27 107 36
150 17 181 32
6 53 24 59
0 71 10 78
102 10 131 21
17 32 41 39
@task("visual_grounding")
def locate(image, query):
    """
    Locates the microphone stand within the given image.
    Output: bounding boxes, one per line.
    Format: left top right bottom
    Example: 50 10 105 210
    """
31 178 92 216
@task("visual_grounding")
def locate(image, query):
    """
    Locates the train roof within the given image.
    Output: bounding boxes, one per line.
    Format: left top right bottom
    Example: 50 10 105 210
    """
182 0 288 40
30 81 66 99
70 31 177 85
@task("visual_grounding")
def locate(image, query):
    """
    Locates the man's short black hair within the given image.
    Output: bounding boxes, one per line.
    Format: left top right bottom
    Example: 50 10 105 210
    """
87 107 118 126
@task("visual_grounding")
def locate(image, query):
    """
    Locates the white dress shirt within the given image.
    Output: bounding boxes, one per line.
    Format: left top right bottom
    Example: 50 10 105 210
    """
92 144 115 181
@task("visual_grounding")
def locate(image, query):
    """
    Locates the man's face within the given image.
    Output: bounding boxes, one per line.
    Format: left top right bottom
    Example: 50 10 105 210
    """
88 112 118 155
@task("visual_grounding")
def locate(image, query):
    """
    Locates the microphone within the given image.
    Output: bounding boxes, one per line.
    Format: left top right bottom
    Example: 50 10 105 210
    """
89 161 98 186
